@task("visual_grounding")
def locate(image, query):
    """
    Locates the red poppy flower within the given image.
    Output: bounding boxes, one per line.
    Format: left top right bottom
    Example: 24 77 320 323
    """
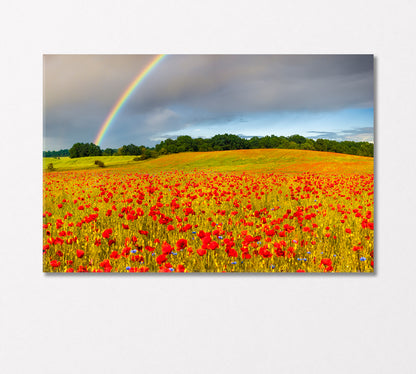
320 258 332 267
197 249 207 256
158 266 170 273
131 255 144 263
50 260 60 268
121 247 131 257
77 265 88 272
76 249 84 258
102 228 113 239
176 238 188 250
99 259 112 269
110 251 120 259
156 254 167 265
197 230 206 239
208 241 219 250
162 243 173 255
176 264 185 272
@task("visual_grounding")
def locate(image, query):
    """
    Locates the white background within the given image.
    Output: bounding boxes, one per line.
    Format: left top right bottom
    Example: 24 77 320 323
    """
1 1 415 373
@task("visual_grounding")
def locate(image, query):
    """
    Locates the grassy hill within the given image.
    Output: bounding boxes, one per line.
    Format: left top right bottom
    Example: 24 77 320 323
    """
43 149 373 174
43 155 140 171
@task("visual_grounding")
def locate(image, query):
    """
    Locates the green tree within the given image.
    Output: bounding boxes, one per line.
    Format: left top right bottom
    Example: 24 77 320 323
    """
300 139 316 151
315 139 328 152
103 148 117 156
118 144 141 155
248 136 261 149
287 134 307 145
175 136 196 152
69 142 102 158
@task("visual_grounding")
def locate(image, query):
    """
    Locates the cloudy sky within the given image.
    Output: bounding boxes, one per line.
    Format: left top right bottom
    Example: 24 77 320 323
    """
43 54 374 150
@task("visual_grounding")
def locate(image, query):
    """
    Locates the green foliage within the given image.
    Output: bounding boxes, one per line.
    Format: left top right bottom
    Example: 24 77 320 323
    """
300 139 316 151
47 163 54 171
94 160 105 167
287 134 307 144
103 148 118 156
141 149 152 160
210 133 249 150
118 144 142 156
315 139 328 152
142 149 158 160
43 149 70 157
152 134 373 157
69 143 102 158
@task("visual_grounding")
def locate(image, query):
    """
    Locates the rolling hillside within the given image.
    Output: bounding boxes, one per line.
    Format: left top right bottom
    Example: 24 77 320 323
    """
43 149 373 174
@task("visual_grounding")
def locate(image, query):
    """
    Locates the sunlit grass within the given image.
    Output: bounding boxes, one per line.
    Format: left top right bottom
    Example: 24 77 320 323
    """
44 149 373 174
43 155 141 171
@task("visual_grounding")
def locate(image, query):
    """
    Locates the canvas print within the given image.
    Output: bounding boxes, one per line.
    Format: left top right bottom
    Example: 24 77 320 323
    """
43 54 374 273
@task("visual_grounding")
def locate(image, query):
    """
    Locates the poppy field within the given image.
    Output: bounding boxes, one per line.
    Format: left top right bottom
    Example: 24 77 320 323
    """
42 151 374 273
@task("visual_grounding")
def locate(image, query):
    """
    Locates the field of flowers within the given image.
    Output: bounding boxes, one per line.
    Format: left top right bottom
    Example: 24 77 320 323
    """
43 155 374 273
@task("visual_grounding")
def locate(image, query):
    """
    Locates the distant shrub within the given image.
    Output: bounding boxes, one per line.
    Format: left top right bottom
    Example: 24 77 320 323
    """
142 149 155 159
47 163 54 171
94 160 105 168
133 157 142 161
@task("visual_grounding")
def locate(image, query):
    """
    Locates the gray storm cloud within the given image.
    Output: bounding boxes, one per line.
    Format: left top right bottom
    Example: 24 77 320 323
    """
43 54 373 149
120 55 373 114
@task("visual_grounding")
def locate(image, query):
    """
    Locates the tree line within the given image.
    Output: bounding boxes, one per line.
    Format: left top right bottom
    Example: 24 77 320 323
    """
154 134 373 157
43 134 374 159
43 149 70 158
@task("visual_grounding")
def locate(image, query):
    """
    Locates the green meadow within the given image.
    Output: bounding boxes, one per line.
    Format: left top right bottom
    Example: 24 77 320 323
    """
43 155 141 171
43 149 373 174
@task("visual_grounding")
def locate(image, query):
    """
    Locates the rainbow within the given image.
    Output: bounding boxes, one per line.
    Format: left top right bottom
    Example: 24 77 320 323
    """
94 54 166 146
